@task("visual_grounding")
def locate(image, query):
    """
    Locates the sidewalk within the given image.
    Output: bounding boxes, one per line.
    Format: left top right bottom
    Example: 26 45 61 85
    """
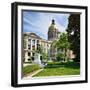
23 69 43 79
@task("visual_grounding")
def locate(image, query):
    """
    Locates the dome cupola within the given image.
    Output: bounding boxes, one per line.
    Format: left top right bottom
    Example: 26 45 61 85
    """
48 19 58 32
48 19 59 41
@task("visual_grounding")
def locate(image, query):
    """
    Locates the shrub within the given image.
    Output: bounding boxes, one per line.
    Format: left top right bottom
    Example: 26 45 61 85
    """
56 53 64 61
45 61 80 69
23 64 41 76
45 62 63 68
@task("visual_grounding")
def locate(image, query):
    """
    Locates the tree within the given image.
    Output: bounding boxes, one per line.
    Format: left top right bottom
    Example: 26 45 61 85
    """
53 32 70 61
36 44 43 54
42 52 49 62
56 53 65 61
36 44 49 62
66 14 80 62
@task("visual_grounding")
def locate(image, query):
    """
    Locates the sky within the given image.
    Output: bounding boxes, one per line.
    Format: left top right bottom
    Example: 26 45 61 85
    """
23 11 70 40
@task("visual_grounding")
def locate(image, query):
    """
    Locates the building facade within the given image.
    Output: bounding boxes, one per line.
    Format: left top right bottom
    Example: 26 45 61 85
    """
23 32 51 63
23 19 75 63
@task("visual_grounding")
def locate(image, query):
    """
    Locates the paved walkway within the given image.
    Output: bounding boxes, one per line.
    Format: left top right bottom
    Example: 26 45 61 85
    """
23 69 43 79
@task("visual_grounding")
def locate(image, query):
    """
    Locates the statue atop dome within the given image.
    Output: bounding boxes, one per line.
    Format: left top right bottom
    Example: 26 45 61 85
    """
52 19 55 24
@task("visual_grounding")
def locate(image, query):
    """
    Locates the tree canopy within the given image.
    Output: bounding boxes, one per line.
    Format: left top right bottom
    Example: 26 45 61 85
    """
66 14 80 62
52 32 70 61
53 33 70 50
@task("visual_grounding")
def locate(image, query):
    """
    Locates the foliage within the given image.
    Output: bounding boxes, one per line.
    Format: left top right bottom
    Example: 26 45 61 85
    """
36 44 43 54
46 61 80 68
66 14 80 62
56 53 64 61
42 52 49 61
23 64 41 76
36 44 49 62
53 32 70 61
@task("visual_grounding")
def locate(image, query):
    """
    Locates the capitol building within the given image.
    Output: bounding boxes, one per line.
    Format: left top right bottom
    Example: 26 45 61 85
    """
23 19 74 63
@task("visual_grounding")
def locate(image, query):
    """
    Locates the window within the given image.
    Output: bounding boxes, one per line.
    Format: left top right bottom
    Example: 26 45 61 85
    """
32 53 35 56
28 39 31 41
32 45 35 50
28 59 30 61
37 44 40 50
40 56 42 60
32 39 35 45
37 40 39 44
28 52 31 56
28 45 31 49
28 39 31 44
31 57 34 61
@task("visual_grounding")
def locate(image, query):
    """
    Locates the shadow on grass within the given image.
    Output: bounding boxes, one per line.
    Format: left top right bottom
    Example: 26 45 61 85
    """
45 62 80 69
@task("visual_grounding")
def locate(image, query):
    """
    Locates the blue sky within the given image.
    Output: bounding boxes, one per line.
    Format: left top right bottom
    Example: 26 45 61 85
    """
23 11 70 40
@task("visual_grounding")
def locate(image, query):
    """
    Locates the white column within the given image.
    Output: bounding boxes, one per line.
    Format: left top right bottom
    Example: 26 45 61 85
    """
25 52 28 62
30 39 32 57
30 39 32 51
26 37 28 50
39 40 41 45
35 39 37 50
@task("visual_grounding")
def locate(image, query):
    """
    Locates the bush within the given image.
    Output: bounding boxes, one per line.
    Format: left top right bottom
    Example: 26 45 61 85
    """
23 64 41 76
56 53 64 61
45 62 63 68
45 61 80 69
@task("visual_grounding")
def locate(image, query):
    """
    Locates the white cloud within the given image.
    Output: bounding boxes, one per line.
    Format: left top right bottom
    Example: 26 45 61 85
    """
23 11 69 40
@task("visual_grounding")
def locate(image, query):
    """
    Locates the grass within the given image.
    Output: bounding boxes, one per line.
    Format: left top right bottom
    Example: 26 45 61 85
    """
33 62 80 77
23 64 41 76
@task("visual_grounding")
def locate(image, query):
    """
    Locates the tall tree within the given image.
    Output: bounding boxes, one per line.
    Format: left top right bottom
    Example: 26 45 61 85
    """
52 32 70 61
66 14 80 62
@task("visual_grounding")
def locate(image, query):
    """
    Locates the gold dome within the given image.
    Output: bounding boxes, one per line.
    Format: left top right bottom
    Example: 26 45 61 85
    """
48 19 58 33
48 19 59 41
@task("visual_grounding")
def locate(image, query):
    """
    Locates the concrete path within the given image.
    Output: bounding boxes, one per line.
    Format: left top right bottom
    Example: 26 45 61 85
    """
23 69 43 79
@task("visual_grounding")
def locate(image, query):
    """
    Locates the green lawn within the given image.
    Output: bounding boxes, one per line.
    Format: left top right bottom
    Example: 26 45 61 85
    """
33 62 80 77
23 64 41 76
